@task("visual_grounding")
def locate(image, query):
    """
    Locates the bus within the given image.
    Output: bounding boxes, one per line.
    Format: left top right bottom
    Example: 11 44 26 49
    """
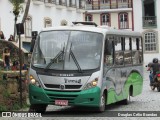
28 22 143 112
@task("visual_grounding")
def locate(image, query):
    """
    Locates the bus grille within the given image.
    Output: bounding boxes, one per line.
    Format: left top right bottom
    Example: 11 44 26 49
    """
44 84 82 89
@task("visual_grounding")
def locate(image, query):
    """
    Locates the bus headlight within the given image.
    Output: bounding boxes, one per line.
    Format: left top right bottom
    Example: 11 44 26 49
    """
83 78 98 90
29 75 41 87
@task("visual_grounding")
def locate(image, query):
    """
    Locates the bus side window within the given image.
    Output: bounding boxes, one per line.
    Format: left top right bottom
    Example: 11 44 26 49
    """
132 37 142 64
124 37 132 65
137 38 143 63
115 36 124 66
104 38 113 66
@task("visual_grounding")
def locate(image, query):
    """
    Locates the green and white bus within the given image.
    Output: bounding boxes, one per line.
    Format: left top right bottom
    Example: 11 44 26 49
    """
28 22 143 112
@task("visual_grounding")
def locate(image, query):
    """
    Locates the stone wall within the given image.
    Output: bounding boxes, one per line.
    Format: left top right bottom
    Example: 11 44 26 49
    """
0 40 28 70
0 70 28 111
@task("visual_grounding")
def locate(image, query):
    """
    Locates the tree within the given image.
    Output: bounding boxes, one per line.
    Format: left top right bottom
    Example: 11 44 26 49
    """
9 0 31 108
9 0 24 39
9 0 31 39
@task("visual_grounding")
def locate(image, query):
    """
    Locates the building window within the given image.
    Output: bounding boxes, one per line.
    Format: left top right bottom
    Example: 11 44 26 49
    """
79 0 84 9
144 31 157 52
118 0 128 8
120 0 127 2
101 13 110 26
119 13 128 29
25 16 32 37
87 0 92 4
59 0 62 5
143 0 156 27
102 0 110 4
23 42 31 52
85 14 92 21
69 0 72 7
44 18 52 28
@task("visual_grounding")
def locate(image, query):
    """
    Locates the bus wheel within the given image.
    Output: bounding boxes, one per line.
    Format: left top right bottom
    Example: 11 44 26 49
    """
97 93 106 112
122 95 130 105
29 104 47 113
120 91 131 105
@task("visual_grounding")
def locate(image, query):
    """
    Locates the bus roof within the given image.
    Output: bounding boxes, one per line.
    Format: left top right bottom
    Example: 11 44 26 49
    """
40 25 141 37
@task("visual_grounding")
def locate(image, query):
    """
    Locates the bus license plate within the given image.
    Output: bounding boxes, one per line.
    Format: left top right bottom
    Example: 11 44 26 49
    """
55 100 68 106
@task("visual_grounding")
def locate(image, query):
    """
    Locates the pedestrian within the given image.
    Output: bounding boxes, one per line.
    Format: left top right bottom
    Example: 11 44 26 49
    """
3 47 11 70
147 62 153 85
8 34 14 41
22 63 28 70
0 30 5 40
11 60 18 71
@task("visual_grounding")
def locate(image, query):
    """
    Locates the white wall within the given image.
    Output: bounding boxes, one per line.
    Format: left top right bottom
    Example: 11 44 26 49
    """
0 0 15 40
133 0 143 33
0 0 84 39
133 0 160 65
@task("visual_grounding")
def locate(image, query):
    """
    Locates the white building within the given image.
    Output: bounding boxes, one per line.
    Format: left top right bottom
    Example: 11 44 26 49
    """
0 0 85 52
133 0 160 64
84 0 133 30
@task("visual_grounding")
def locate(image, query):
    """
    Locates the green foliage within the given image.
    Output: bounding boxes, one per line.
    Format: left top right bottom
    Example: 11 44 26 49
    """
12 102 21 110
0 104 7 111
22 102 30 108
9 0 25 15
2 90 11 98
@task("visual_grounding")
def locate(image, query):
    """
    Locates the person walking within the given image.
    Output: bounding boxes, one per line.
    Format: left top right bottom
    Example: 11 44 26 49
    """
3 47 11 70
0 31 5 39
8 34 14 41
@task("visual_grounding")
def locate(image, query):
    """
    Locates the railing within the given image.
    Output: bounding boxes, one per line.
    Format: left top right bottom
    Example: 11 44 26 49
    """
32 0 85 9
44 0 56 4
119 21 129 29
68 1 76 8
78 5 85 9
143 16 157 27
33 0 44 2
56 0 66 6
86 1 132 10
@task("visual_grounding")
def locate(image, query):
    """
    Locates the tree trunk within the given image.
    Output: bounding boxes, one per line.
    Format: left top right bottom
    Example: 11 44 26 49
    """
13 17 17 41
21 0 31 24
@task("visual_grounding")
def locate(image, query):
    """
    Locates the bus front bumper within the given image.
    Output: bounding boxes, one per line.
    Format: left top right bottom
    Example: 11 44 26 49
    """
29 84 101 107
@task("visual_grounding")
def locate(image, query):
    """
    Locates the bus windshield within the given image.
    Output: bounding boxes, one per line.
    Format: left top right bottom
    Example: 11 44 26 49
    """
32 30 103 71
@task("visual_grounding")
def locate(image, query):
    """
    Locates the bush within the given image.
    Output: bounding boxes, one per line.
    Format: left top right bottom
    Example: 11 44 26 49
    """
0 104 7 111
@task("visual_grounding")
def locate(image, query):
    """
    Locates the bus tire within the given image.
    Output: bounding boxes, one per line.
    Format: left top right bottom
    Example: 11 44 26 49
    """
29 104 47 113
120 88 131 105
121 95 130 105
97 92 106 112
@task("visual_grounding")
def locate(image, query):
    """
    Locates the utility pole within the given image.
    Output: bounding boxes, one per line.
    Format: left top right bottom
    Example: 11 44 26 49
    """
16 23 24 108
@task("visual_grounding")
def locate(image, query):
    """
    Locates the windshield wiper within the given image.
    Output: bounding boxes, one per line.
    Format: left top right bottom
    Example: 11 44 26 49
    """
44 47 65 71
69 43 83 73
